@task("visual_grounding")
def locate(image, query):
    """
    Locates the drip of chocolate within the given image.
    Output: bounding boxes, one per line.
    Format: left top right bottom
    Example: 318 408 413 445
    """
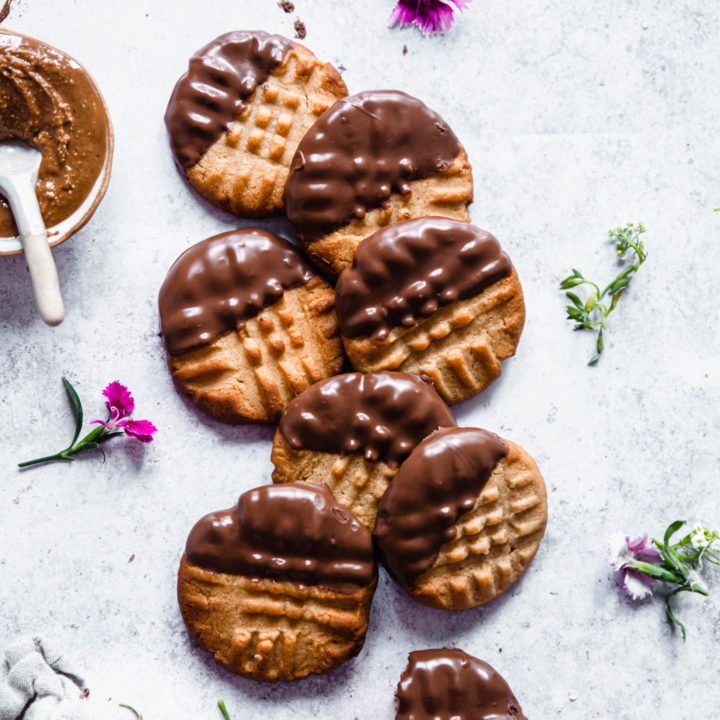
396 649 528 720
283 90 462 245
374 427 508 588
165 30 293 170
185 482 376 595
278 371 456 469
336 218 512 340
158 228 313 356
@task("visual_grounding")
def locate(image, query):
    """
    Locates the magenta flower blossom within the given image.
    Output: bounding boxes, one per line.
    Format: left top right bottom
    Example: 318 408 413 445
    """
390 0 471 34
19 378 157 468
92 381 157 444
608 533 662 600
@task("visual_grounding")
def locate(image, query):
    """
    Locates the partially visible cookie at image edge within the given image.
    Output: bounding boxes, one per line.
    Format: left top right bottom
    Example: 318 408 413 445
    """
178 482 377 682
158 228 343 423
165 30 348 216
284 89 474 275
336 217 525 404
374 427 547 610
395 648 528 720
271 371 457 530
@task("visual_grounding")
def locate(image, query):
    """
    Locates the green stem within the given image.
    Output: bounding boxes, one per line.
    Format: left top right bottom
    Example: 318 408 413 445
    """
218 700 231 719
18 424 110 468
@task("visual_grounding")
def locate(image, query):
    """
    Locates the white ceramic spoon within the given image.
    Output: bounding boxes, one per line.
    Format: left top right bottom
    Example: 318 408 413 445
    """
0 140 65 325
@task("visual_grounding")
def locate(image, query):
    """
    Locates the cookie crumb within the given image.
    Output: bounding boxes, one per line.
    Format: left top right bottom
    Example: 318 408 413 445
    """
0 1 10 24
80 688 90 699
498 647 502 652
403 45 408 55
278 0 295 11
294 19 307 39
128 554 135 563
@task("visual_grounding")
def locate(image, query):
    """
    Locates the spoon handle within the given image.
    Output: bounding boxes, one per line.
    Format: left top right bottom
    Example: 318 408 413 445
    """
23 229 65 326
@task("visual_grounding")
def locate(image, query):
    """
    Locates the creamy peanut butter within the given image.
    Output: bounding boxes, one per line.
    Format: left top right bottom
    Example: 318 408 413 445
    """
0 31 108 237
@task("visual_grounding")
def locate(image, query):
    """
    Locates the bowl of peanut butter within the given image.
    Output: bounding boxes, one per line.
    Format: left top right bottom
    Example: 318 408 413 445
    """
0 30 113 255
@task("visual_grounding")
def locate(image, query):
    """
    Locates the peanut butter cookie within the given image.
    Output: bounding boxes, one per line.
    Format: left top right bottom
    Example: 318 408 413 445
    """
374 427 547 610
336 217 525 404
178 482 377 681
283 89 473 276
165 30 347 216
271 371 456 530
396 648 528 720
158 228 343 423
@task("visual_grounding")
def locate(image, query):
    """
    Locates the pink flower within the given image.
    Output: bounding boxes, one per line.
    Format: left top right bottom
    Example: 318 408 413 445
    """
92 381 157 444
608 533 662 600
102 380 134 422
390 0 472 34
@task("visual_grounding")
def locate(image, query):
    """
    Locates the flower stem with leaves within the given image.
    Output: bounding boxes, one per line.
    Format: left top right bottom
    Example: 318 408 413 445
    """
610 520 719 640
561 223 647 365
18 378 156 468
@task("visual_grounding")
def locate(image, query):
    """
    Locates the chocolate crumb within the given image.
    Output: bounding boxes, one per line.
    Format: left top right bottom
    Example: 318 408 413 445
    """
0 1 10 24
294 19 307 39
403 45 408 55
156 331 163 337
128 554 135 563
499 647 503 652
278 0 295 11
80 688 90 699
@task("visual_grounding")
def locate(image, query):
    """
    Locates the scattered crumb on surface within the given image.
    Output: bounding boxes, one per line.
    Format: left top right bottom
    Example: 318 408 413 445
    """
294 19 306 39
278 0 294 12
128 554 135 563
403 44 408 55
80 688 90 699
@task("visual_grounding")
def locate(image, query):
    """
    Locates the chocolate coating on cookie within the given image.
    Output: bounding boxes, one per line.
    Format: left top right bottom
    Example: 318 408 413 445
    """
284 90 462 245
185 482 375 594
159 228 313 356
396 649 527 720
336 218 512 340
375 428 508 588
279 371 456 468
165 30 293 170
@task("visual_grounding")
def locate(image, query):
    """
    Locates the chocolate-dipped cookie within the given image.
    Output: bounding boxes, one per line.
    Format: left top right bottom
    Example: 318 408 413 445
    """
374 427 547 610
165 30 347 217
271 371 456 530
178 482 377 681
283 89 473 276
158 228 343 423
396 648 528 720
336 218 525 404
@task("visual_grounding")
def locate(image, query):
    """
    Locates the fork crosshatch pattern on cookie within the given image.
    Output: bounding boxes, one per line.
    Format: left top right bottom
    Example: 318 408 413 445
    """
165 30 347 216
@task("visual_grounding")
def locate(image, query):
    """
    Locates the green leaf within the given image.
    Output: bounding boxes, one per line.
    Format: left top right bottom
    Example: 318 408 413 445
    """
585 293 597 312
62 377 84 448
665 587 689 642
631 560 680 583
588 352 601 366
596 329 604 355
560 276 585 289
565 292 585 310
609 290 623 312
118 704 143 720
664 520 687 546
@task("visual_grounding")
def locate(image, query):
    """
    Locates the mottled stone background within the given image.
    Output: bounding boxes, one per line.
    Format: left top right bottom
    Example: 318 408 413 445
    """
1 1 719 718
